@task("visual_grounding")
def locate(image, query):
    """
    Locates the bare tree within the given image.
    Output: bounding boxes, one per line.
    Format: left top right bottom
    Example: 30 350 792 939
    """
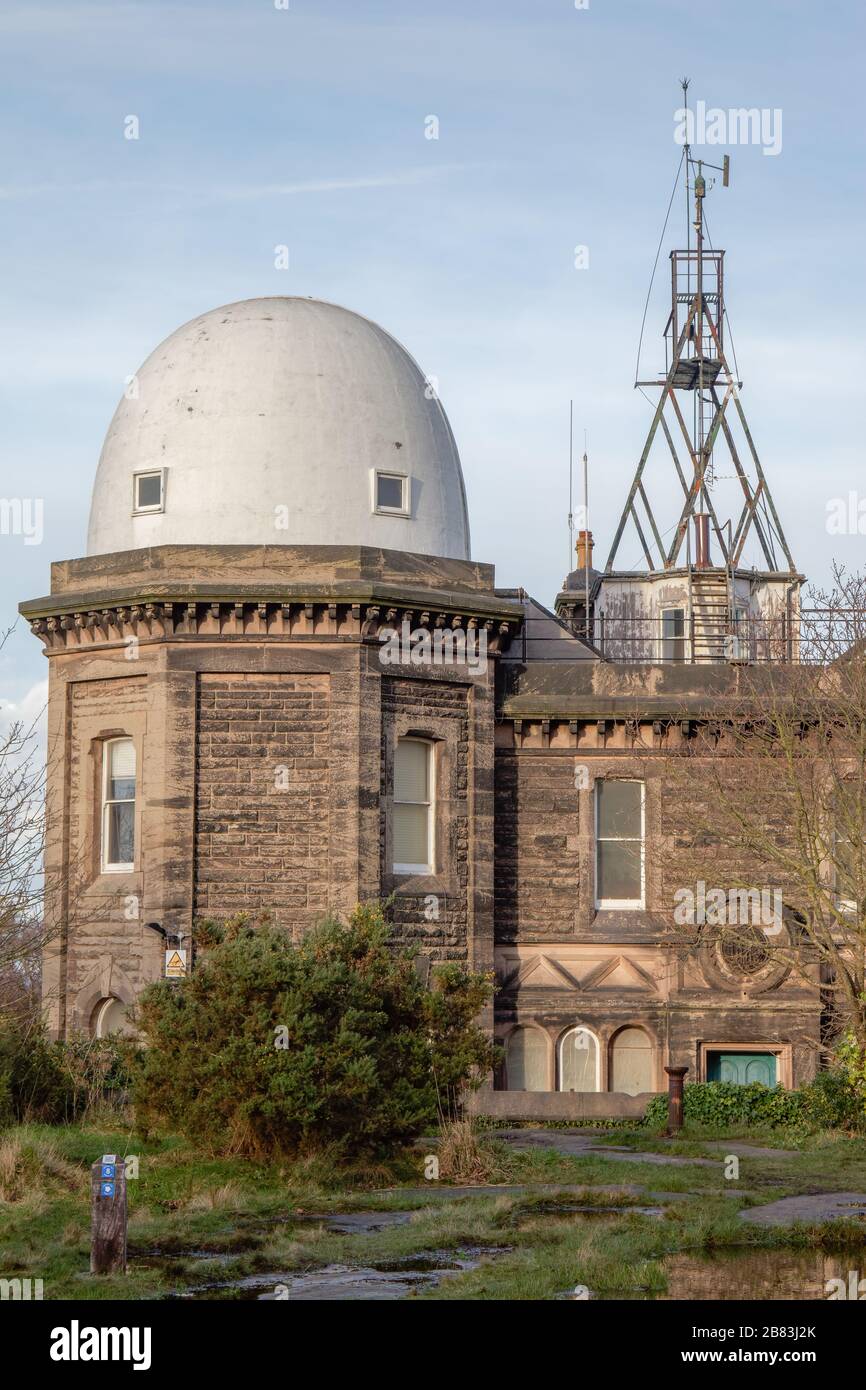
0 638 47 1020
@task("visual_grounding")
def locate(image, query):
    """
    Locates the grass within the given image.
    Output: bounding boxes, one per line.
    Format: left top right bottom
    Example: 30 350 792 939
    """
2 1118 866 1300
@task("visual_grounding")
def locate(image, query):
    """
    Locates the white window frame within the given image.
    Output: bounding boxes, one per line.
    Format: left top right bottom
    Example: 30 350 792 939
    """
132 467 167 515
726 603 750 661
557 1025 601 1093
393 736 435 875
101 737 136 873
372 469 410 517
660 606 687 663
594 779 645 909
833 826 860 918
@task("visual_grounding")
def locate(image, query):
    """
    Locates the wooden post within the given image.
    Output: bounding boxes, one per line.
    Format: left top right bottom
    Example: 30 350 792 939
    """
90 1154 127 1274
664 1065 689 1136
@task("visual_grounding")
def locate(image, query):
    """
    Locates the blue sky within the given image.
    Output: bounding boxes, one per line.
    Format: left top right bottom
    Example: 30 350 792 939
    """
2 0 865 714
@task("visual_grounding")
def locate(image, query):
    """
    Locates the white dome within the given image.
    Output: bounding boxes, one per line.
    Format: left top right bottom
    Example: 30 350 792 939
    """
86 297 471 560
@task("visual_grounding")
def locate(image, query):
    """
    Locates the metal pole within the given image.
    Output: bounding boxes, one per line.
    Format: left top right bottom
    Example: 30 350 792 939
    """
583 439 589 640
568 400 574 574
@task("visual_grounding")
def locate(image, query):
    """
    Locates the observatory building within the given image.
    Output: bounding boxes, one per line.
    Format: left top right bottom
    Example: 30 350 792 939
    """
23 271 821 1109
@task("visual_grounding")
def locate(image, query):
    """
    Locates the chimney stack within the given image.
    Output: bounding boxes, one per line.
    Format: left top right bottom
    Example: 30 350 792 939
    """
576 530 594 571
693 514 711 569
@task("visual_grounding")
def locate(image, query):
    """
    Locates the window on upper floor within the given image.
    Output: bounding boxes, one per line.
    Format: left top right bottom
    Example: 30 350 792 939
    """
661 606 686 662
595 779 645 908
393 736 434 874
101 737 136 872
834 825 864 918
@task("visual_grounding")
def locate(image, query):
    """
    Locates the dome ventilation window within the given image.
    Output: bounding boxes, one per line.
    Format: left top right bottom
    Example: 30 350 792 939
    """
132 468 166 515
372 469 410 517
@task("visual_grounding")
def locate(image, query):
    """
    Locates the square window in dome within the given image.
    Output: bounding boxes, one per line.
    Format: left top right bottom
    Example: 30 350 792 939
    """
373 470 409 516
133 469 166 514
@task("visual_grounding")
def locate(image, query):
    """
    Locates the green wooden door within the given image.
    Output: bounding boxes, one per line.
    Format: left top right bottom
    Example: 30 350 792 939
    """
707 1052 777 1086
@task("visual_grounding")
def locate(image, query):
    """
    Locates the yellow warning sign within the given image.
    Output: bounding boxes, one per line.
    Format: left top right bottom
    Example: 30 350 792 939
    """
164 949 187 979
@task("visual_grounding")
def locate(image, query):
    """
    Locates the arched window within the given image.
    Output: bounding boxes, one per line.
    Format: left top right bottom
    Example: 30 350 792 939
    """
92 997 134 1039
558 1026 600 1092
101 737 136 871
393 737 434 873
505 1027 548 1091
610 1027 654 1095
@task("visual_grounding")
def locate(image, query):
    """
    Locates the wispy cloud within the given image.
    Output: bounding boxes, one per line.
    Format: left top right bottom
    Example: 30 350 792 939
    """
210 166 482 201
0 678 48 736
0 165 482 203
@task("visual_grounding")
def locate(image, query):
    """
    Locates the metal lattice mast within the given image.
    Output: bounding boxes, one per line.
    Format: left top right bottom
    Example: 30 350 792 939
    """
606 92 796 576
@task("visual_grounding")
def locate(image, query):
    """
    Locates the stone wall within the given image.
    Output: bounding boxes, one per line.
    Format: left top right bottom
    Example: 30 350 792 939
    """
491 723 823 1091
57 672 154 1034
494 746 581 943
380 675 471 959
194 672 331 936
468 1089 656 1120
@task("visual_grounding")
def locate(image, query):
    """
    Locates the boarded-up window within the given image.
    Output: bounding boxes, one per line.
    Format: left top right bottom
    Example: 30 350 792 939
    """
610 1028 653 1095
558 1027 599 1092
505 1027 548 1091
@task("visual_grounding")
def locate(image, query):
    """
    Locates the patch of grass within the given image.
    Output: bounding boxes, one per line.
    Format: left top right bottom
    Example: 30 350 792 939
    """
4 1119 866 1301
0 1131 86 1205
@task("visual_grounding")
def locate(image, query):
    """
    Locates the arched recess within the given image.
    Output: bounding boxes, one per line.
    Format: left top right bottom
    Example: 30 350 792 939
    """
557 1026 600 1092
90 996 136 1039
504 1025 549 1091
74 955 138 1037
610 1026 654 1094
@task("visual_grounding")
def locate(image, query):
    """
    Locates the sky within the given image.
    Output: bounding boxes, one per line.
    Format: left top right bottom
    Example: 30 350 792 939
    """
1 0 865 721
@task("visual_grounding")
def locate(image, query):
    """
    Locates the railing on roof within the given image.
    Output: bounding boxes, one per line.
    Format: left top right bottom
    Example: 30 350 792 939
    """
592 609 866 665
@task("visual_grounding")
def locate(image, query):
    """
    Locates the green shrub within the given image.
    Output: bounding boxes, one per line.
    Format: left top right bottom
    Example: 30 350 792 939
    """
833 1030 866 1121
134 903 498 1158
799 1066 866 1133
643 1070 866 1133
642 1081 805 1131
59 1035 138 1115
0 1020 135 1129
0 1021 76 1127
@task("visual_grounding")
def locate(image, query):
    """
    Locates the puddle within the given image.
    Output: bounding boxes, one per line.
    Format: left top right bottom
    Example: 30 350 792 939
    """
296 1211 414 1234
518 1201 664 1220
599 1247 866 1300
741 1192 866 1227
137 1248 241 1267
171 1246 508 1301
